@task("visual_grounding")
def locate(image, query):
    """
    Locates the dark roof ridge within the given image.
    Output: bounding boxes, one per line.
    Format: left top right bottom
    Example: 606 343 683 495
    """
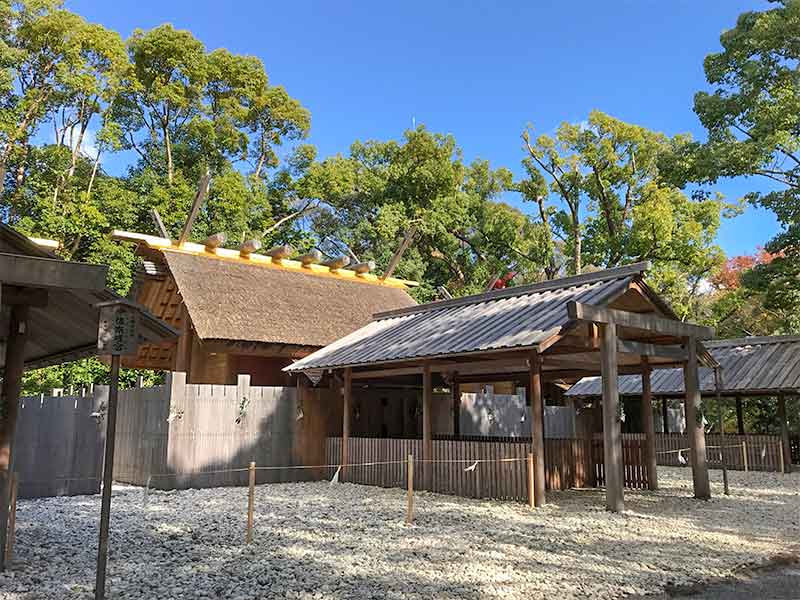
705 335 800 347
373 261 650 321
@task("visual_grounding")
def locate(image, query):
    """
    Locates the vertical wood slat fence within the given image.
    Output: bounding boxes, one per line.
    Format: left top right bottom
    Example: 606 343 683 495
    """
326 435 649 502
652 433 784 471
13 390 106 499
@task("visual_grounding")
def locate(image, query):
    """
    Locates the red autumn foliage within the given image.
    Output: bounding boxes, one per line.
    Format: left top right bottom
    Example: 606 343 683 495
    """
712 248 778 290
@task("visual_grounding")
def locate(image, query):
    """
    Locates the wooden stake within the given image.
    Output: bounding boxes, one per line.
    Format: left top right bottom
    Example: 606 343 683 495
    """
714 368 729 496
527 453 535 509
4 473 17 566
779 441 785 474
405 455 414 524
95 354 121 600
742 441 749 472
529 352 546 508
246 461 255 544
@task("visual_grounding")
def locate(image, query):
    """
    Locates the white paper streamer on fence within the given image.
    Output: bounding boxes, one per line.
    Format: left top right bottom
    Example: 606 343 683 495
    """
464 461 478 472
677 450 687 465
330 466 341 485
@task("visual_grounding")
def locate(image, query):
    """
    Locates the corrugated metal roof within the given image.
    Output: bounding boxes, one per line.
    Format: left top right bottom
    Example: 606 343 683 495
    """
566 335 800 397
285 263 649 371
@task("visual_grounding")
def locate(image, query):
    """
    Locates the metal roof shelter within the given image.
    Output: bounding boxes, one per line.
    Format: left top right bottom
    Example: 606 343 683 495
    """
0 224 177 571
566 336 800 398
566 335 800 473
286 262 717 512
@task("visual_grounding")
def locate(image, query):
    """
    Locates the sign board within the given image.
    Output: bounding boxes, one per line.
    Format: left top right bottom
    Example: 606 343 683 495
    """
97 305 140 356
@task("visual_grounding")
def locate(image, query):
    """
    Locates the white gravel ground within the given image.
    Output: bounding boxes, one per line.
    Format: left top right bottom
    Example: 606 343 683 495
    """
1 467 798 599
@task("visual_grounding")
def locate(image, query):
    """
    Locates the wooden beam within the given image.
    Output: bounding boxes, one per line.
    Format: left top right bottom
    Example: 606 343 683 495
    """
322 255 350 270
641 358 658 490
382 225 417 280
0 286 47 307
0 253 107 291
683 338 711 500
297 250 323 266
202 232 226 250
0 305 28 571
239 239 262 256
617 339 687 361
346 261 376 274
451 374 460 438
422 364 433 490
600 322 624 512
529 352 545 507
567 301 714 340
177 170 211 246
265 244 293 260
150 208 169 238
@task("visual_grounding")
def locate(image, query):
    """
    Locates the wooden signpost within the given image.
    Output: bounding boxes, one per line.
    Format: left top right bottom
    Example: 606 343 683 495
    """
94 300 177 600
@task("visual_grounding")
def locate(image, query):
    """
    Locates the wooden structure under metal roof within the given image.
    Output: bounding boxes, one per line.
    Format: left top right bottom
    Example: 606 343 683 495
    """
287 262 717 512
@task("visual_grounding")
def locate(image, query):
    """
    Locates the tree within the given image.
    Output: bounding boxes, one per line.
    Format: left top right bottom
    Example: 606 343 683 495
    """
520 111 729 318
691 0 800 332
302 127 551 300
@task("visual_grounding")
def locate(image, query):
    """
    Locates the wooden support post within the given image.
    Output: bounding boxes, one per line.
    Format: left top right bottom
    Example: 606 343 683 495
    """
683 339 710 500
662 398 669 434
600 323 624 512
778 394 792 474
742 441 749 472
641 359 658 491
422 365 433 491
246 461 255 543
95 354 121 600
405 454 414 524
736 398 745 435
527 453 535 509
341 368 352 481
714 368 729 495
4 473 17 567
0 305 28 572
451 375 460 438
529 352 546 507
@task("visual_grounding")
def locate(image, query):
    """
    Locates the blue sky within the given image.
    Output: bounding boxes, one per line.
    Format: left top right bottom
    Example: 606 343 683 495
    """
66 0 781 257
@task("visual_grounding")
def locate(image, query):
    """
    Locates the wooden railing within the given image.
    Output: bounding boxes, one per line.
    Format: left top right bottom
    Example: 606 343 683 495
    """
651 433 785 472
326 436 649 502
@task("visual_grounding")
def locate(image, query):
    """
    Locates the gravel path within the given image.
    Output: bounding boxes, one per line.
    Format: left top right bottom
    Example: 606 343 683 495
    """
1 467 798 599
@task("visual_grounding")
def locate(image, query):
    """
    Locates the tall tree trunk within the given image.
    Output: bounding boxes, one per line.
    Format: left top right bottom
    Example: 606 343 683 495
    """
86 151 101 199
164 125 174 184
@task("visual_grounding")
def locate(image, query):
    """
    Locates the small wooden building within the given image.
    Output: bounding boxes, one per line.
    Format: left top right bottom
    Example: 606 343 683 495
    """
113 231 417 385
286 262 717 511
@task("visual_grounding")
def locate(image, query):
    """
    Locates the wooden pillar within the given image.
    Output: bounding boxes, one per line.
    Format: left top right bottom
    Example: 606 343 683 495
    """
600 322 623 512
641 358 658 490
778 394 792 473
529 352 545 507
451 374 460 438
736 397 745 434
341 368 352 479
0 305 28 571
683 338 710 500
422 364 433 490
661 398 669 434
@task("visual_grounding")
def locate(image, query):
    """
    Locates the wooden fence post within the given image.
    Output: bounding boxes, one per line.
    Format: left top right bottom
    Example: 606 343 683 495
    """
246 462 255 544
405 454 414 524
779 441 785 474
527 453 535 509
4 473 17 566
742 441 749 472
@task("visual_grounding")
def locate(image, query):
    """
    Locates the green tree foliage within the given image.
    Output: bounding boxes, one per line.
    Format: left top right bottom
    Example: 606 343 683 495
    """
692 0 800 332
520 111 729 318
302 127 551 300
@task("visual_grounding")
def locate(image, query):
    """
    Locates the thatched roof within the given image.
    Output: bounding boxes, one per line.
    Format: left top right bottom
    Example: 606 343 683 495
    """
162 250 416 348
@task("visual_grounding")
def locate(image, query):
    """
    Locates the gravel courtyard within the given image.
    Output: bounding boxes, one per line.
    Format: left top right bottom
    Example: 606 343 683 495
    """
1 467 798 599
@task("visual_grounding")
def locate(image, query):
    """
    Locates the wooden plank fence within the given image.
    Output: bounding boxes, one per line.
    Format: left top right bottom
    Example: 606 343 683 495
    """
13 389 106 498
114 373 338 490
326 435 648 502
652 433 784 471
